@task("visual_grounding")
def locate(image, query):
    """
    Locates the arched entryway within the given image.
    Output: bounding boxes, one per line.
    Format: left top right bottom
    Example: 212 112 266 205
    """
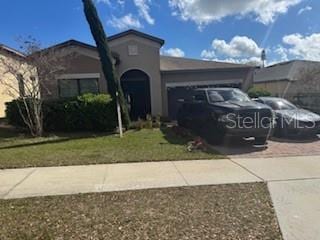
120 70 151 120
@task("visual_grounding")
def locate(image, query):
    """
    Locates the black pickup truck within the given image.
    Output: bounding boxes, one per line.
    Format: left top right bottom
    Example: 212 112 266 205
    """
177 88 274 145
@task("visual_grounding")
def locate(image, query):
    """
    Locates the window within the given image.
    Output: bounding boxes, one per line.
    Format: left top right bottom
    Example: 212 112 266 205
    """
59 78 99 98
79 79 99 95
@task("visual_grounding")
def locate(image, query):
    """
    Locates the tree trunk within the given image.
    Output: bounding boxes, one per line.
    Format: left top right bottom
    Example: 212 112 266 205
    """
82 0 130 128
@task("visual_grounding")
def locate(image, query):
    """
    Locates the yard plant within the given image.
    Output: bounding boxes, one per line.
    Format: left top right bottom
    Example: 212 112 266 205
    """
6 94 117 132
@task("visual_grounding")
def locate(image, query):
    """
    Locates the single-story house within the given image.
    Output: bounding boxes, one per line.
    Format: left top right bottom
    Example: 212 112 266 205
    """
1 30 255 119
254 60 320 98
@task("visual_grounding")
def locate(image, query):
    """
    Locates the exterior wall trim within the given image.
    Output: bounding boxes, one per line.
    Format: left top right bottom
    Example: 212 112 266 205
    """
57 73 100 79
165 79 242 87
119 68 152 80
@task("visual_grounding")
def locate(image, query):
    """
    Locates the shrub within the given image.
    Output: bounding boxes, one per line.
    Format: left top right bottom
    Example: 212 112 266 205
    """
130 115 162 130
153 115 162 128
6 94 117 132
5 100 27 127
144 115 153 129
247 87 271 98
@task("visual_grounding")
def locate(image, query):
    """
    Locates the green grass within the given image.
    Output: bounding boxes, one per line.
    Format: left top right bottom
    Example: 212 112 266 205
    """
0 127 224 169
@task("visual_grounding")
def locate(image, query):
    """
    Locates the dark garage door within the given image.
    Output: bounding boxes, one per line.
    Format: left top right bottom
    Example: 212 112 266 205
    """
167 83 242 120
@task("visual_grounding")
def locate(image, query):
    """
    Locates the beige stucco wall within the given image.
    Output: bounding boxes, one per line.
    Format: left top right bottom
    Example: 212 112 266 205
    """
0 51 28 118
0 67 16 118
43 37 163 116
109 35 163 116
42 51 107 99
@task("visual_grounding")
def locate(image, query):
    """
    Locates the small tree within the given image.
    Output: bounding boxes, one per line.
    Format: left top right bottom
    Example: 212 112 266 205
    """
247 87 271 98
82 0 130 130
0 37 67 136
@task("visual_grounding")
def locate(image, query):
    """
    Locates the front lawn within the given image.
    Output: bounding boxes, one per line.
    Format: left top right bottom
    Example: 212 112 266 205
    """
0 126 224 169
0 183 282 240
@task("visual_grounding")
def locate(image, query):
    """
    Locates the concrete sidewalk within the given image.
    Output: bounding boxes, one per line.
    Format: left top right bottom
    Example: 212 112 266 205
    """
0 159 261 199
2 155 320 199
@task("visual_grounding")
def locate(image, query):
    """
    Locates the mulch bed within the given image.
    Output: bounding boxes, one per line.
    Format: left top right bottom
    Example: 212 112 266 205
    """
0 183 282 240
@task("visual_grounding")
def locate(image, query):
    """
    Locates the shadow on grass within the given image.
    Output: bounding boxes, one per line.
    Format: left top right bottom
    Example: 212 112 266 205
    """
161 124 267 156
160 126 222 155
0 124 115 150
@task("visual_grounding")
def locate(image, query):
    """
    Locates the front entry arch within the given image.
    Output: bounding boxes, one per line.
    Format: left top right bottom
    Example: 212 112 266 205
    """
120 70 151 120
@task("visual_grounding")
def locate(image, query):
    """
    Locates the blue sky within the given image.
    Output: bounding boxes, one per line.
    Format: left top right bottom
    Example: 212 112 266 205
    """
0 0 319 65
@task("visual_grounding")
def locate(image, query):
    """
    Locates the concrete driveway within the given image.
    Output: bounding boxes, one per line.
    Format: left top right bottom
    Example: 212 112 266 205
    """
232 155 320 240
269 179 320 240
213 136 320 158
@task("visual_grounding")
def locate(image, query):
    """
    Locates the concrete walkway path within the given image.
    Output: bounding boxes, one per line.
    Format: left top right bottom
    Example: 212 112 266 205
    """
1 155 320 240
0 159 261 199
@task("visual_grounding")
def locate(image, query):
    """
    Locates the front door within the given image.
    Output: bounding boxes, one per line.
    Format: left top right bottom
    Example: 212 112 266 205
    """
121 70 151 120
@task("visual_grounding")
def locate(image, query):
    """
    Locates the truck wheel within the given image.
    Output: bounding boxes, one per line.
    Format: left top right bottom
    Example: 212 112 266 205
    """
254 137 268 145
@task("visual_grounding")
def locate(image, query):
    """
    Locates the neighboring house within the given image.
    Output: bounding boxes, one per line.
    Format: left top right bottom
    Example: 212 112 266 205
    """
1 30 255 120
0 45 26 118
254 60 320 98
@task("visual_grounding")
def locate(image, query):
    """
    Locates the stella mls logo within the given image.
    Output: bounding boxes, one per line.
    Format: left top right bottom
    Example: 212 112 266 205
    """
277 112 316 129
224 113 272 129
223 111 316 129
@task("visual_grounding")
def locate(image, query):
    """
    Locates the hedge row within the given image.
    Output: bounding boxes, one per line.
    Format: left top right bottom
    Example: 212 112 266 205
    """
247 87 271 98
6 94 117 132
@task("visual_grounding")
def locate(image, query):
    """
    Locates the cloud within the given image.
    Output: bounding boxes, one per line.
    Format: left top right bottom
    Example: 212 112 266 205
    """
202 35 262 58
162 48 185 57
133 0 155 25
108 14 143 30
282 33 320 61
95 0 124 5
298 5 312 15
200 49 216 59
201 35 263 65
274 45 289 61
219 57 262 66
95 0 111 4
169 0 302 28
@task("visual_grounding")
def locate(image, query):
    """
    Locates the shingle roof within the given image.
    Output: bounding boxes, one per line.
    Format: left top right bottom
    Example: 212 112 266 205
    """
160 56 250 72
254 60 320 83
30 39 120 60
0 44 26 58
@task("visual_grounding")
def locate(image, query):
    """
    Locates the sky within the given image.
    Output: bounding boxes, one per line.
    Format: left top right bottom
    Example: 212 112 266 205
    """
0 0 319 66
